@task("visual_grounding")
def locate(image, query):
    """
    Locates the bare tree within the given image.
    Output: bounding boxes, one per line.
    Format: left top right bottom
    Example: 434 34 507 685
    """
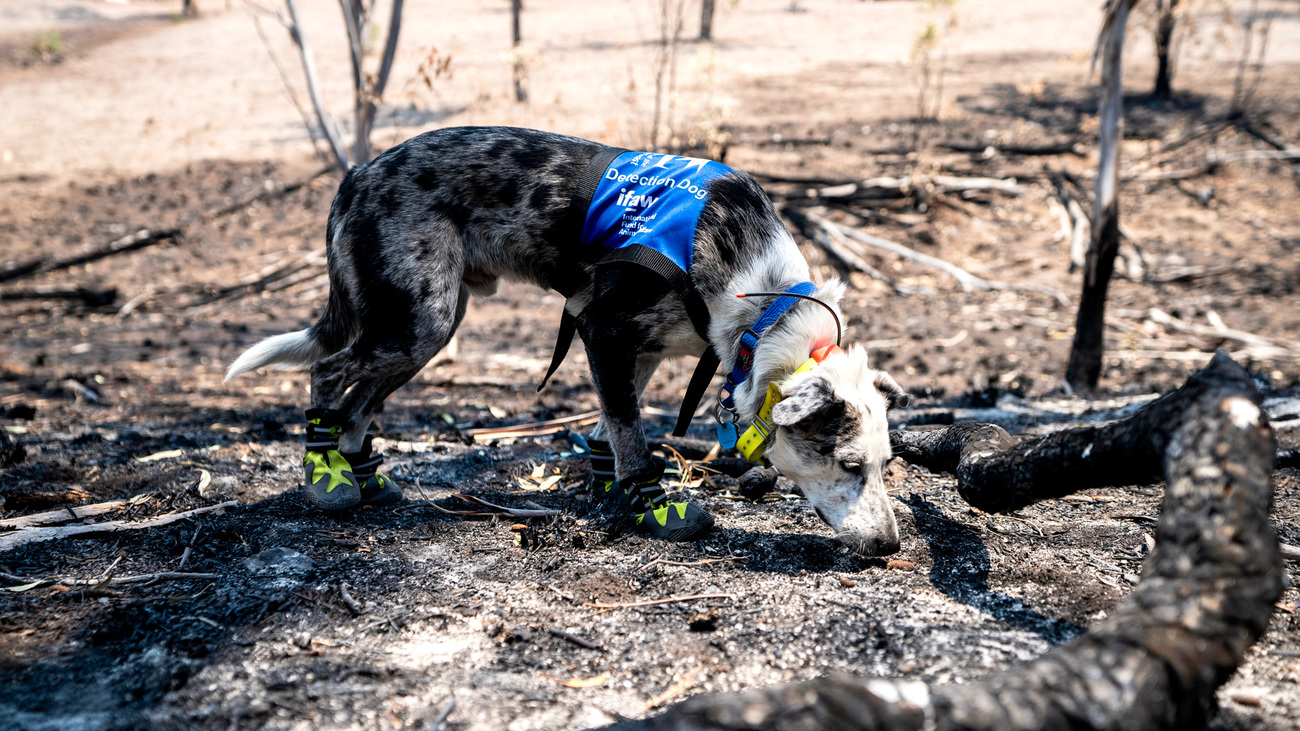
511 0 527 102
649 0 688 151
1066 0 1136 391
1151 0 1180 101
251 0 405 172
700 0 715 41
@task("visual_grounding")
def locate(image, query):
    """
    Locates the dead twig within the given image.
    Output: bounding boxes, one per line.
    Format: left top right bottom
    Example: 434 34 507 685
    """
0 229 179 285
937 139 1084 156
1145 308 1300 355
4 571 220 592
339 582 364 615
0 501 239 552
584 592 735 611
0 286 117 307
452 494 559 518
782 206 914 295
466 410 602 442
0 499 130 530
549 627 604 651
804 209 1067 303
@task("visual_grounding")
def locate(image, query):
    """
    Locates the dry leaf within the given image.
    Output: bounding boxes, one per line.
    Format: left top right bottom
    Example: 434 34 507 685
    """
562 673 608 688
530 464 546 479
887 560 917 571
5 581 45 593
196 469 212 493
136 449 184 463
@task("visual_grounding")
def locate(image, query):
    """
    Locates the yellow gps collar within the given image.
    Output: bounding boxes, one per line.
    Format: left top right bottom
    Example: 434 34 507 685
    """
735 345 839 463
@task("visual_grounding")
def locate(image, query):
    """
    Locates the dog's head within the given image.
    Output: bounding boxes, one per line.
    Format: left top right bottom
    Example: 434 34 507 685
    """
763 346 910 557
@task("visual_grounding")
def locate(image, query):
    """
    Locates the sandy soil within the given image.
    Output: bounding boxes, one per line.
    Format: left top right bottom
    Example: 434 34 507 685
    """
1 1 1299 729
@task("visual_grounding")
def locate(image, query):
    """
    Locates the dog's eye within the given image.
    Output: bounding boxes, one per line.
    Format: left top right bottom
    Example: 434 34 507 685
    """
839 460 862 476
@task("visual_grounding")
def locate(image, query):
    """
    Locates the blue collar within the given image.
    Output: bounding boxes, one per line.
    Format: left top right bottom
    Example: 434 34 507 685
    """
716 281 818 448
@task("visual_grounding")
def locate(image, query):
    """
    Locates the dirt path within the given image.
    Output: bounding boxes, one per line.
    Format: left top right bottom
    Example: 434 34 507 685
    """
2 1 1299 729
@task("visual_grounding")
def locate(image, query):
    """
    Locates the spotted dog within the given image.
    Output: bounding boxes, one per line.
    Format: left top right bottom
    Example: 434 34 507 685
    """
225 126 910 555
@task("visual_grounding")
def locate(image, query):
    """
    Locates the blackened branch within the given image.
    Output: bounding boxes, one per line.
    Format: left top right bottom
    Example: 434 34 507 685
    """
606 350 1284 730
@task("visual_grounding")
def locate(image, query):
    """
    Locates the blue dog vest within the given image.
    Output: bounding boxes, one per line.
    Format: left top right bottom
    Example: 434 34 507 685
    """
542 147 734 438
581 151 734 274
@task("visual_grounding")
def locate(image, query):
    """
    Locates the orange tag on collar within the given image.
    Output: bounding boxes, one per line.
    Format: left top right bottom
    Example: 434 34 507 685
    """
810 344 840 363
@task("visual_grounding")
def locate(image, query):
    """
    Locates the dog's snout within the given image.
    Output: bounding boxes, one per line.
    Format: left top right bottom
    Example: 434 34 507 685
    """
843 533 900 557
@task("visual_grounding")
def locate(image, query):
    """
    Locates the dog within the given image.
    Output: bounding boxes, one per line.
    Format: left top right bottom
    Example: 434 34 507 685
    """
226 126 910 556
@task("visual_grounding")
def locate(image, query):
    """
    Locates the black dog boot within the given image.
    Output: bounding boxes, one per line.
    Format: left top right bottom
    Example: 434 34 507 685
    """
302 408 362 510
344 435 404 506
590 445 714 541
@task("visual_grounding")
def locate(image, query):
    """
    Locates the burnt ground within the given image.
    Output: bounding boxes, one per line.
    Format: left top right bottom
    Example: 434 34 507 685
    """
4 51 1300 731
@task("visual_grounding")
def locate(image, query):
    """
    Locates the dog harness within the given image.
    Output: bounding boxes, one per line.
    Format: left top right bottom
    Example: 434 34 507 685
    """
543 148 834 446
542 147 733 437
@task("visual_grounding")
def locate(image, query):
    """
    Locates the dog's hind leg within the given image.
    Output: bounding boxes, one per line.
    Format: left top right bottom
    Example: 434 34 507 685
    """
336 281 471 452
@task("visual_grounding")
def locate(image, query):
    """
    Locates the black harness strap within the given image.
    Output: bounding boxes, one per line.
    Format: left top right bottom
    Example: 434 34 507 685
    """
539 145 628 392
673 347 720 437
537 310 578 393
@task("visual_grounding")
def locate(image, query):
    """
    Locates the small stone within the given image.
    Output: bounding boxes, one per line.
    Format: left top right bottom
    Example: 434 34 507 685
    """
243 547 314 584
839 577 856 588
688 608 719 632
738 467 779 501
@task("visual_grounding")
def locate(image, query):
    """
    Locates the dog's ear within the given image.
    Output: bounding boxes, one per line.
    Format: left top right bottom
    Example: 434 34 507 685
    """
773 377 843 427
874 371 911 410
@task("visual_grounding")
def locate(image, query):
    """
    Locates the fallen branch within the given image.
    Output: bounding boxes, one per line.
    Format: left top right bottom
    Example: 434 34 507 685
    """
584 593 735 611
806 209 996 292
4 570 219 592
1146 307 1300 355
0 229 179 285
0 286 118 307
804 210 1067 302
782 207 913 295
606 351 1284 730
937 139 1084 156
0 499 130 530
1129 148 1300 182
0 501 239 552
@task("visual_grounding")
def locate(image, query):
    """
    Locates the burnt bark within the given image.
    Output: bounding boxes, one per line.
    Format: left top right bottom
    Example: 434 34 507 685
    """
1066 0 1134 391
890 352 1261 513
608 351 1284 730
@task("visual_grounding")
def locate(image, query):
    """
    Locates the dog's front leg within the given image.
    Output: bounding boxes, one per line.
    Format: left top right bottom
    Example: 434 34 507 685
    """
584 338 654 480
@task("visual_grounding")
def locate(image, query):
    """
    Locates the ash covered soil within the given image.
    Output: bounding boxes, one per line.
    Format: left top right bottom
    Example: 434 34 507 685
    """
2 145 1298 729
3 3 1300 728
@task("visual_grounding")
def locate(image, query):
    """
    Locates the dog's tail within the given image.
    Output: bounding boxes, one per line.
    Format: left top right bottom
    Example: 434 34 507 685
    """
224 286 357 382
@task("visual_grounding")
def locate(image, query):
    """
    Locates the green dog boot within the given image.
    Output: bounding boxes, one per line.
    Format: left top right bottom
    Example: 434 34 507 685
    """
345 435 404 506
587 441 714 542
302 408 361 510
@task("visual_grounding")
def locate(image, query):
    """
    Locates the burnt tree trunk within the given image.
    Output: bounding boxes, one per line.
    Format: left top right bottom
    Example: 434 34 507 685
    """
700 0 716 41
607 351 1284 730
1152 0 1180 101
511 0 527 102
1066 0 1135 391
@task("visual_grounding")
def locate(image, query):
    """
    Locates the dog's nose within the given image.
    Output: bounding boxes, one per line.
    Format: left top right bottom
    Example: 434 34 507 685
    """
841 532 900 557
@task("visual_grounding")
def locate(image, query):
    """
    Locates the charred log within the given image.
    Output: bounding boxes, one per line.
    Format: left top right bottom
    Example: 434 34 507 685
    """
890 351 1262 512
608 351 1284 730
